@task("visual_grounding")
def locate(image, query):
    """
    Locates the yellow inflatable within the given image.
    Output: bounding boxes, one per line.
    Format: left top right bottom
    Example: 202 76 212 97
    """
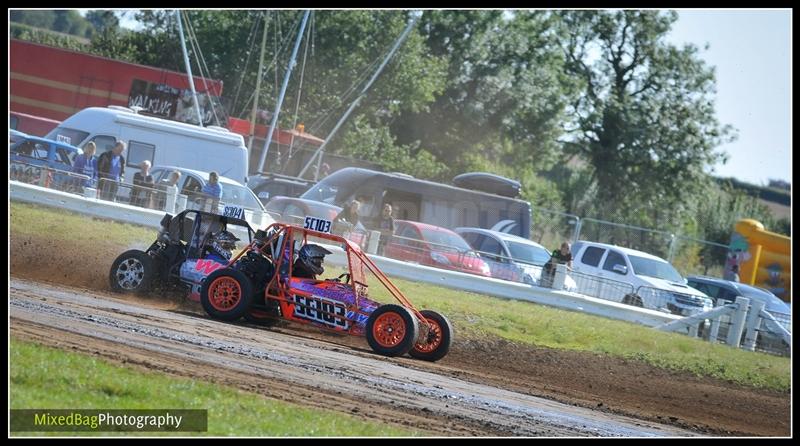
728 219 791 302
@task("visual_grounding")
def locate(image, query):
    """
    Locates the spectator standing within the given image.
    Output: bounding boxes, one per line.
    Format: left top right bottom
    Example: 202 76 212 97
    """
132 160 155 208
376 203 395 256
543 242 573 288
201 171 223 211
71 141 98 189
723 264 740 282
97 141 126 201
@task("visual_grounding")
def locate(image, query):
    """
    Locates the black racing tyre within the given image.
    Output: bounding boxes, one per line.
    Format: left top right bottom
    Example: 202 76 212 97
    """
409 310 453 362
109 250 156 294
365 304 419 357
622 293 644 307
200 268 253 321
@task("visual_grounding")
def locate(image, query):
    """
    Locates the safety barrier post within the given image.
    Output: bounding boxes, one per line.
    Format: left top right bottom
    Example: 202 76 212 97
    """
553 264 567 290
742 299 766 351
726 297 750 348
83 187 97 199
708 299 725 343
366 231 381 255
165 187 177 213
175 194 188 213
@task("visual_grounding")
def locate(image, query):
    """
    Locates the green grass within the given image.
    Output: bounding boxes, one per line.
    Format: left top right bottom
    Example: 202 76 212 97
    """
10 201 791 392
10 201 155 247
10 339 418 437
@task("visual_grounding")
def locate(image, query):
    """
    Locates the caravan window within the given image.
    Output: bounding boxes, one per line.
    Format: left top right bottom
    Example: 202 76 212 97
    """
127 140 156 167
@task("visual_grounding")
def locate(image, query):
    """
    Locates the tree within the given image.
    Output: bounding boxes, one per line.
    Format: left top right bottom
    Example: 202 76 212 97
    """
556 10 735 227
393 11 573 177
86 10 120 34
10 10 56 29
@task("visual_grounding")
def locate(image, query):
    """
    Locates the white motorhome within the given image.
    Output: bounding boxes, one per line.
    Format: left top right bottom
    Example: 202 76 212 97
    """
44 106 249 184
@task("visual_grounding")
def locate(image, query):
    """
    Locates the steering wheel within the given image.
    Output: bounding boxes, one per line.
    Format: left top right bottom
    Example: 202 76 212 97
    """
331 273 351 283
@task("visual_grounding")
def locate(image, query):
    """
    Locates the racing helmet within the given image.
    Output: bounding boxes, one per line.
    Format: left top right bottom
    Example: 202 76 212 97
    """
207 230 240 260
297 244 332 276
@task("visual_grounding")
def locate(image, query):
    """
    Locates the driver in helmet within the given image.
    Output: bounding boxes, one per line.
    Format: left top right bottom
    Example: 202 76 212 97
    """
203 230 240 264
293 244 332 280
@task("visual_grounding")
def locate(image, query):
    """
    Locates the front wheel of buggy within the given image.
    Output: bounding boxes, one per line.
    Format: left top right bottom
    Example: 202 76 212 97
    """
366 304 419 357
109 250 156 294
201 268 253 321
409 310 453 362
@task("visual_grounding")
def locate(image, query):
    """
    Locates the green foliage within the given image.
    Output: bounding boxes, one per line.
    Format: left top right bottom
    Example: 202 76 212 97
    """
557 10 735 227
339 115 448 180
393 11 572 176
11 10 95 38
85 10 120 34
10 22 90 50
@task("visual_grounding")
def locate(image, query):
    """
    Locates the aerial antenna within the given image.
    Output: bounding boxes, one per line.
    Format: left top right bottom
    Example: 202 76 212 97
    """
256 10 312 173
176 9 204 126
297 12 421 180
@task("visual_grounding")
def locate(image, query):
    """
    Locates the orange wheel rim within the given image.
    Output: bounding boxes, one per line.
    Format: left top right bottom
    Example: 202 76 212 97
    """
414 319 443 353
208 276 242 311
372 312 407 348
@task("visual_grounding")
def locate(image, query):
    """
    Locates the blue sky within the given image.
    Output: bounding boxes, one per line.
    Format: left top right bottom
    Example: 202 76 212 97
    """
87 9 792 187
667 9 791 186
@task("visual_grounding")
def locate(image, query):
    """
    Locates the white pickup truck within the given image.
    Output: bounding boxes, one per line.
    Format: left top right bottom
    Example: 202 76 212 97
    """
570 241 713 316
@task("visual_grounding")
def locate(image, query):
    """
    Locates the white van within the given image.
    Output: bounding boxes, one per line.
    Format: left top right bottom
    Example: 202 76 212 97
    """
44 106 249 185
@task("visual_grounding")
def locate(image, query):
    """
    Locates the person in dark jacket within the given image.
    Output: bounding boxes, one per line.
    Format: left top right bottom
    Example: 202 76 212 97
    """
97 141 126 201
376 203 395 256
543 242 573 288
131 160 155 208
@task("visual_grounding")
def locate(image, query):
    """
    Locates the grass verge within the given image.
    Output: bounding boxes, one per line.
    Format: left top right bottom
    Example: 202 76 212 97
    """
10 338 418 437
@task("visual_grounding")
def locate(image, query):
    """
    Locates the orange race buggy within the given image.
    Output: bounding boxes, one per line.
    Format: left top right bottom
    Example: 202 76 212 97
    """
199 220 453 361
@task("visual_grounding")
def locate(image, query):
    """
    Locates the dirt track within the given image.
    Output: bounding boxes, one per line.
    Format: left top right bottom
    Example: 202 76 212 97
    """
9 234 791 436
11 278 698 437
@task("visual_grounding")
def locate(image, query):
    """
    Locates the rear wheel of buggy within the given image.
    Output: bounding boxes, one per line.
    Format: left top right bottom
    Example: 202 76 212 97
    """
109 250 156 294
365 304 419 357
409 310 453 362
201 268 253 321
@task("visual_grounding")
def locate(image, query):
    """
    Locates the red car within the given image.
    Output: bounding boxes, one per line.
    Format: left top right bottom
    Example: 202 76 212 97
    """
384 220 491 277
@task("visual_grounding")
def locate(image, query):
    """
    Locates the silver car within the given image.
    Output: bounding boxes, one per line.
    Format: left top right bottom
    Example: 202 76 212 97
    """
455 227 578 291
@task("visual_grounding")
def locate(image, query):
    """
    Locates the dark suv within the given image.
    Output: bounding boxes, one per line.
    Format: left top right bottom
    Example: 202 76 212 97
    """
687 276 790 355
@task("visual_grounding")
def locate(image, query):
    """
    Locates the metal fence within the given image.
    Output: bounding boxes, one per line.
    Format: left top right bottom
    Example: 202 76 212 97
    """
10 161 270 226
702 306 790 357
529 206 580 249
534 214 734 277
